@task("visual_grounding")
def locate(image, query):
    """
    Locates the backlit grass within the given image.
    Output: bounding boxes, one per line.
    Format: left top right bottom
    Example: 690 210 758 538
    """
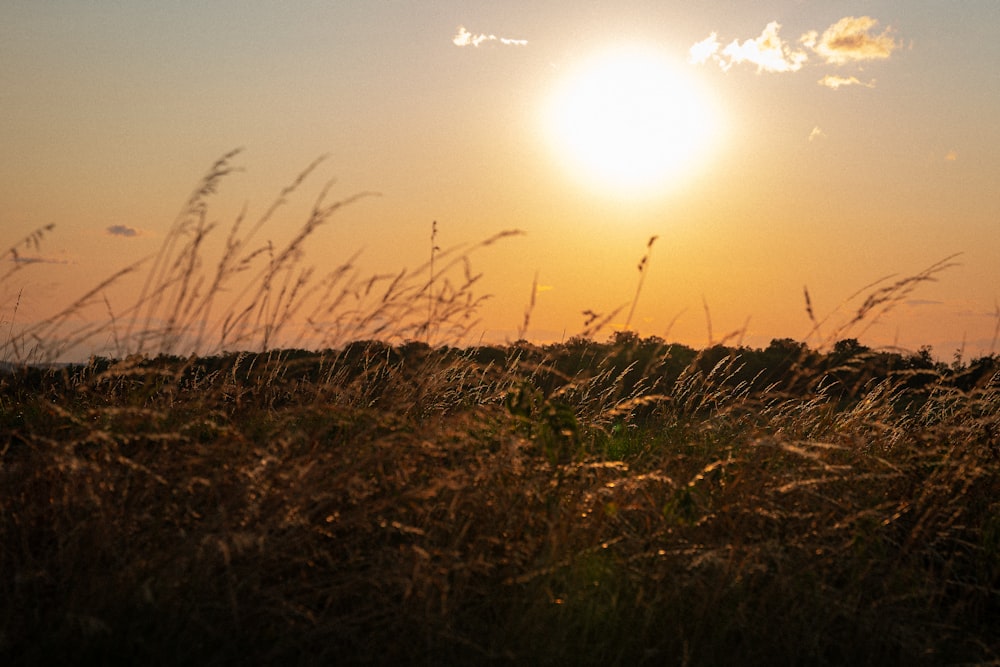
1 156 997 665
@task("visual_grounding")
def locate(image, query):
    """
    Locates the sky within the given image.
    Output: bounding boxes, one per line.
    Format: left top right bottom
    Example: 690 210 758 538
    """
3 1 999 360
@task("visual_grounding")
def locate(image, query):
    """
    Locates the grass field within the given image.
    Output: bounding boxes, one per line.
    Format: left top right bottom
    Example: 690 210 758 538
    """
2 157 998 665
2 336 998 666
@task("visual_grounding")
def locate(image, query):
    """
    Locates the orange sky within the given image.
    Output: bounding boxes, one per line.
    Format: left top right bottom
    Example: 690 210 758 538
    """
3 2 999 361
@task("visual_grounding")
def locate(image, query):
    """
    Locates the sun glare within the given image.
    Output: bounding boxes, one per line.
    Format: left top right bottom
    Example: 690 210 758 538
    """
544 46 720 197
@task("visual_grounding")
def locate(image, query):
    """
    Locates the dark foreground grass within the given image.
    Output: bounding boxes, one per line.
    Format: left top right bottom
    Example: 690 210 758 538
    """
1 155 997 664
1 340 998 666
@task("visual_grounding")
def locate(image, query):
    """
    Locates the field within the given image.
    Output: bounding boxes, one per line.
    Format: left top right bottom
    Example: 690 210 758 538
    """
2 158 998 665
2 335 998 666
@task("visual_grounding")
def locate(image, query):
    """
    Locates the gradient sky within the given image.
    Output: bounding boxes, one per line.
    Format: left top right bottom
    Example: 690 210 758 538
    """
3 1 999 359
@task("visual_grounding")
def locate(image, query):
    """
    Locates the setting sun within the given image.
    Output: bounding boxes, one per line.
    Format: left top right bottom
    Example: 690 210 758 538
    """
544 46 721 196
3 4 997 359
4 6 1000 660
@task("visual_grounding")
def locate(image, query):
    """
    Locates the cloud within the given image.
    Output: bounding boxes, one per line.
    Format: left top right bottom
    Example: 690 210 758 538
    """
690 22 808 73
106 224 139 237
819 74 876 89
723 22 808 72
452 26 527 48
691 16 898 74
808 126 826 142
945 150 958 162
809 16 898 64
689 33 721 65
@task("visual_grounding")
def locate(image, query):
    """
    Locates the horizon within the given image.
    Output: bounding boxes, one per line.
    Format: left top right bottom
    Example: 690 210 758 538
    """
3 2 999 362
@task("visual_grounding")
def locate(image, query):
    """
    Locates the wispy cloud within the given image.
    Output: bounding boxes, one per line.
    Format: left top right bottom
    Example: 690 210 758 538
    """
819 74 875 89
106 224 140 237
452 26 527 48
945 150 958 162
805 16 899 64
690 22 807 73
808 126 826 142
691 16 898 80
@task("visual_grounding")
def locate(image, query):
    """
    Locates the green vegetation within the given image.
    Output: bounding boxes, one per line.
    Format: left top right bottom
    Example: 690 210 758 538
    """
1 156 997 664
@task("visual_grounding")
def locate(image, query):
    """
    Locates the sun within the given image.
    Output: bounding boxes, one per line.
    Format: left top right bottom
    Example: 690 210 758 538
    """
543 45 721 197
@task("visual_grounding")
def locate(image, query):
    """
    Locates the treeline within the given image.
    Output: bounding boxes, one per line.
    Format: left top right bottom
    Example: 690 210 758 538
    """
12 332 993 412
495 331 999 399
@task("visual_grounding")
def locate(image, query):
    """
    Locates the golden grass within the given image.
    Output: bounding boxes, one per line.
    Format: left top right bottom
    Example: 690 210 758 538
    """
1 155 998 665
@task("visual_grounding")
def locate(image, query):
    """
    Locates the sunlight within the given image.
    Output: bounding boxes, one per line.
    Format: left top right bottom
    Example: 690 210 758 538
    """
543 45 721 197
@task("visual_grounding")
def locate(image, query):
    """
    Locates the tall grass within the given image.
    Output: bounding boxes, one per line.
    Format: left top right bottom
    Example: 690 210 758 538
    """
1 151 521 364
1 156 997 666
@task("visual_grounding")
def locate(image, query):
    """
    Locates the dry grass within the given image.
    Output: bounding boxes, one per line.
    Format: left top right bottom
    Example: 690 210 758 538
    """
1 151 521 364
1 156 998 665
